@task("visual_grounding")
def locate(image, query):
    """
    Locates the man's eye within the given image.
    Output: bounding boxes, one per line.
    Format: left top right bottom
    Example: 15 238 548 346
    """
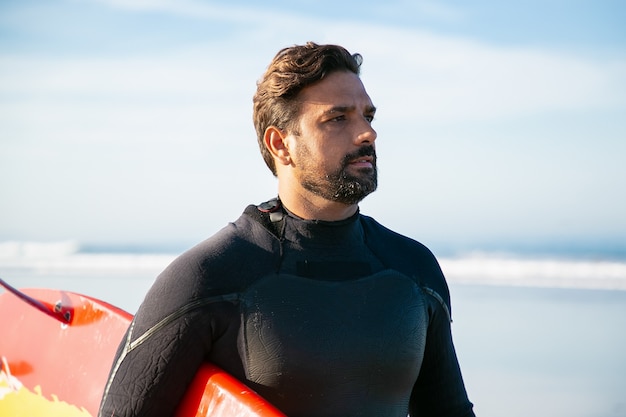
365 115 375 123
332 115 346 122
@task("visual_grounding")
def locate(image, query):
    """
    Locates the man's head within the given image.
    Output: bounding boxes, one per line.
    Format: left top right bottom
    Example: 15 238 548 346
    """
253 42 363 176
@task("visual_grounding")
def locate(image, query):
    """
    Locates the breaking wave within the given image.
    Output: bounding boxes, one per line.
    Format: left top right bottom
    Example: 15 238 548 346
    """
440 252 626 290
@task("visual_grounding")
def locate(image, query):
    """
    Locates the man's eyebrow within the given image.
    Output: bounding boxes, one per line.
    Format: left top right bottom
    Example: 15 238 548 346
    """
323 105 377 115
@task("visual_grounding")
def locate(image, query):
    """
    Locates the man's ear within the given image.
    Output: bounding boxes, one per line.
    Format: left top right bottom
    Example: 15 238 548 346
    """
264 126 292 167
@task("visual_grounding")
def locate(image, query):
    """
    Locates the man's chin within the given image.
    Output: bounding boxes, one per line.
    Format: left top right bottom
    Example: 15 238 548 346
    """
332 180 377 205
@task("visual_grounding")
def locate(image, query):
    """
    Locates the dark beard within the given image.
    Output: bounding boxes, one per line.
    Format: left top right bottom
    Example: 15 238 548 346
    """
302 145 378 205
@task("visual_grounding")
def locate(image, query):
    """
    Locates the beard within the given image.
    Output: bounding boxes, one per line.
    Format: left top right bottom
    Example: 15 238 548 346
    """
299 145 378 205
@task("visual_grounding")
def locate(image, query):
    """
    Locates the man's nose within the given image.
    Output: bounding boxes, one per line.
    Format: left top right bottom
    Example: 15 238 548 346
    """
356 121 377 145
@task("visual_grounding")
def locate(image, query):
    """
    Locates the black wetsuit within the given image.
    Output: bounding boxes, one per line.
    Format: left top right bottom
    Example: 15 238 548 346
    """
99 200 474 417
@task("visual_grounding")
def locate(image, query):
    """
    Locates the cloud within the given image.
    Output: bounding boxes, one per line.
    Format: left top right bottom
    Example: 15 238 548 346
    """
79 0 278 22
338 26 626 124
0 44 259 147
370 0 466 23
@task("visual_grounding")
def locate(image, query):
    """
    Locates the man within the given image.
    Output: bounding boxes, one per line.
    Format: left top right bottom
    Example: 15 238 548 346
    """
99 42 475 417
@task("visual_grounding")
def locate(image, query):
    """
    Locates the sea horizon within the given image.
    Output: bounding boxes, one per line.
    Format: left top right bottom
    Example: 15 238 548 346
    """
1 238 625 296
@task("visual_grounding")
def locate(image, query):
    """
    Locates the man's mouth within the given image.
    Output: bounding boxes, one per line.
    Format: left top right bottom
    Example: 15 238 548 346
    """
343 145 377 170
348 156 374 169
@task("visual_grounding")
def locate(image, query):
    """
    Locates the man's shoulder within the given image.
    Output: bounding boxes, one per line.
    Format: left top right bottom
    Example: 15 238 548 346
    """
165 205 278 275
359 214 451 310
186 205 278 259
358 214 432 255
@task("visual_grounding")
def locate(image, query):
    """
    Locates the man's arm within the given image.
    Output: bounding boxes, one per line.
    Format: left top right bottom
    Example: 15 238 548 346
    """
98 275 215 417
409 291 475 417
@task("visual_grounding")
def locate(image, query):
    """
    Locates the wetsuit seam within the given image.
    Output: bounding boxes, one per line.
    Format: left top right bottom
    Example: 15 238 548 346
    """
99 319 136 416
420 286 452 323
359 216 395 273
128 294 240 350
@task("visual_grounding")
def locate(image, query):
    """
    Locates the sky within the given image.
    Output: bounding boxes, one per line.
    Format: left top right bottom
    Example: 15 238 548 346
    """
1 0 625 256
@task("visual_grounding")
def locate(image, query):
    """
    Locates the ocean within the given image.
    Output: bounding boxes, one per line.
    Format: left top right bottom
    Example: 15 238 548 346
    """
1 240 625 417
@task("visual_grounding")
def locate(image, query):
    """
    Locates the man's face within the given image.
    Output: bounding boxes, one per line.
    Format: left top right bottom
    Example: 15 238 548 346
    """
288 71 378 205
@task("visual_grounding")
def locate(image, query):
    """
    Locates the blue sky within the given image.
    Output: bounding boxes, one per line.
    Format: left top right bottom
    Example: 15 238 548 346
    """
1 0 625 255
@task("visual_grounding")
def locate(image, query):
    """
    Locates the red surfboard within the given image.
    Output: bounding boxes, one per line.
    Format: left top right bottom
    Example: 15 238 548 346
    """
0 279 285 417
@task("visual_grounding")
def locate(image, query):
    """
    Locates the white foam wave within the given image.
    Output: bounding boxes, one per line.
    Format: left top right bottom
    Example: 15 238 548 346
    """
440 253 626 290
0 240 80 258
0 241 175 276
1 253 176 275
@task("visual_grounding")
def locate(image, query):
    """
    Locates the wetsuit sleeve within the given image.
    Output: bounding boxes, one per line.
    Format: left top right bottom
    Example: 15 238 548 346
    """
98 253 217 417
98 217 273 417
409 294 475 417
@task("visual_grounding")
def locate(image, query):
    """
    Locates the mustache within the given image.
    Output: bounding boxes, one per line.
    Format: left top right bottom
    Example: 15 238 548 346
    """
342 145 377 166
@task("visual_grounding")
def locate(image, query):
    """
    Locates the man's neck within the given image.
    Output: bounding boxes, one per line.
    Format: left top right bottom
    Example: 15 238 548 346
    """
277 188 358 222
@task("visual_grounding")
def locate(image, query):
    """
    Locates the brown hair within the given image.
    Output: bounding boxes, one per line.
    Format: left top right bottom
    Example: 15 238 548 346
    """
253 42 363 175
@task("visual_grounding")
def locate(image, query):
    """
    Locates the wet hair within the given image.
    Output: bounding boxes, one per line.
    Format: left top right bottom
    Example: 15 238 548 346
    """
253 42 363 175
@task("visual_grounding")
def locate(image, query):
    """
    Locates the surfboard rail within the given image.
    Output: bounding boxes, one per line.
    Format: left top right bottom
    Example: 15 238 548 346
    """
0 281 286 417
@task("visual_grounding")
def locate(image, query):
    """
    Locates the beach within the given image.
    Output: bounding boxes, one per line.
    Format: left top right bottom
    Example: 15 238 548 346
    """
1 243 625 417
